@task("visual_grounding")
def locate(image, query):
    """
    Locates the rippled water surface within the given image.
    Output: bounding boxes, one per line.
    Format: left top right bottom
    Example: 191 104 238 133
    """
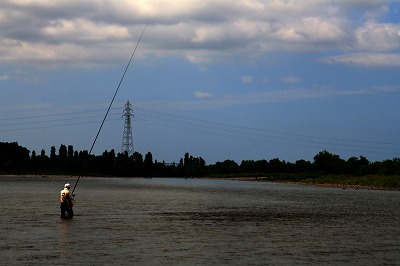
1 177 400 265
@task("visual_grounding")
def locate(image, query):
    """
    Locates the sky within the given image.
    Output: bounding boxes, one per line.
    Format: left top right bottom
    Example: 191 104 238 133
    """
1 0 400 165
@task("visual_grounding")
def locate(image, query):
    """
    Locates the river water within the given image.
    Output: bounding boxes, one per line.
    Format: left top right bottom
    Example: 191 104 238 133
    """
1 177 399 265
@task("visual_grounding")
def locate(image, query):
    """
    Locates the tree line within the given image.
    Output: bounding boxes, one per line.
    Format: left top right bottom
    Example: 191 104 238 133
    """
1 142 399 179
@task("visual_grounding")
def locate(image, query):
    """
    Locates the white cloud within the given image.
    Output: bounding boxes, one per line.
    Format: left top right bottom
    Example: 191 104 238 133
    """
355 22 400 51
0 0 398 66
194 91 212 98
241 76 253 84
322 53 400 67
281 76 302 83
0 74 9 81
272 16 348 44
151 86 400 110
0 70 42 83
41 19 131 43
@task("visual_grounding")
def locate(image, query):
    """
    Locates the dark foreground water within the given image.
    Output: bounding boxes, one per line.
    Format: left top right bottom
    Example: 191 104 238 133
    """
1 177 399 265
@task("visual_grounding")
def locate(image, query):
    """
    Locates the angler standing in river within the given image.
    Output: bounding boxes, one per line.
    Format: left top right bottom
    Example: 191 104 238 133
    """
60 183 75 218
56 25 146 219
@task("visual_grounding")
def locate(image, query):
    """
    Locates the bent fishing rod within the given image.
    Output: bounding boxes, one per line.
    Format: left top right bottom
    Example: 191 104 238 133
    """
72 24 147 194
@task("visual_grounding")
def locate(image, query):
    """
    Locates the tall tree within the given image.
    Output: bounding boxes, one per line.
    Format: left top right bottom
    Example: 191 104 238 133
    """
50 146 56 160
59 144 67 160
144 152 153 177
68 145 74 160
31 150 37 160
313 150 345 174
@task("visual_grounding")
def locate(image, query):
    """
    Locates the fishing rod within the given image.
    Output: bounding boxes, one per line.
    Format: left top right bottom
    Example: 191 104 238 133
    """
72 24 147 194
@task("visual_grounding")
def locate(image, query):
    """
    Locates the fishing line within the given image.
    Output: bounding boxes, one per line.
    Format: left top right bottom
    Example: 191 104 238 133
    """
72 24 147 193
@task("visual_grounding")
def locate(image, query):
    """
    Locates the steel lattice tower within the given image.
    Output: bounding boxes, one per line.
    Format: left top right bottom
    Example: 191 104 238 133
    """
121 100 134 156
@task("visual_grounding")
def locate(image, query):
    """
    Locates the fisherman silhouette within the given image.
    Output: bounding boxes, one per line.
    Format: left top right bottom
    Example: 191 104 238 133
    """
60 183 75 218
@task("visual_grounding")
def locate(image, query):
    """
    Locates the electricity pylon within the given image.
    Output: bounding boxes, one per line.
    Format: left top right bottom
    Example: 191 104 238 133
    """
121 100 134 156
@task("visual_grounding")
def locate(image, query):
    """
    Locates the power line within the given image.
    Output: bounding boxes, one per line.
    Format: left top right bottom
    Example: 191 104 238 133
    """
1 103 399 157
131 106 400 157
0 117 122 132
0 107 120 121
133 106 400 148
0 112 121 127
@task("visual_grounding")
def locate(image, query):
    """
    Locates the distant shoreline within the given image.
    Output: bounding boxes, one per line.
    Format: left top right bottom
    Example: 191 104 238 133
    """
0 174 91 179
1 174 399 191
204 176 400 191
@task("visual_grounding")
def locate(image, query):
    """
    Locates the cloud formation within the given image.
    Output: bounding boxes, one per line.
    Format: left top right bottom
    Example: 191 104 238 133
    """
0 74 9 81
194 91 212 98
241 76 253 84
0 0 399 67
322 53 400 67
281 76 302 83
153 85 400 110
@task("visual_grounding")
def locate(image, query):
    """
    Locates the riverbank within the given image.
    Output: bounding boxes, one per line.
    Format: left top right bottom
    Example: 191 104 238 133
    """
0 174 120 179
205 175 400 191
0 174 79 179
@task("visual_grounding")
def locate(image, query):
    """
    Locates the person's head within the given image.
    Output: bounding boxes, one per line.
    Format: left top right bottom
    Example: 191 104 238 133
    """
64 183 71 190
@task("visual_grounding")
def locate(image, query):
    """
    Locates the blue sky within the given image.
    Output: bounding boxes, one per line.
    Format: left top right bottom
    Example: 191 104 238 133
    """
1 0 400 164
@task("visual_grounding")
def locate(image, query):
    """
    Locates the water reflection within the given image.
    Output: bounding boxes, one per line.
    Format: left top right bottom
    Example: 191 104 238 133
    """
58 218 73 262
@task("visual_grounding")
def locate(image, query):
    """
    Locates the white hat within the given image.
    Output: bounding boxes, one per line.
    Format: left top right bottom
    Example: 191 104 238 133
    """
64 183 71 189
